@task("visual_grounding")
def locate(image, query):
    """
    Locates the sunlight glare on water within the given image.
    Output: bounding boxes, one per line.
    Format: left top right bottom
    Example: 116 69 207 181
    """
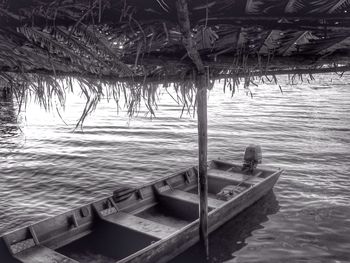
1 73 350 262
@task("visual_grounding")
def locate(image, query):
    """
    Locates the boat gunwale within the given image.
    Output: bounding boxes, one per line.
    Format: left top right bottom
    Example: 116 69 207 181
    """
0 161 198 239
0 159 245 237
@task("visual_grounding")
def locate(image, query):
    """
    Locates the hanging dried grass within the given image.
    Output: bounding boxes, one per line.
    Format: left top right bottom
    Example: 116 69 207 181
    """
0 0 350 127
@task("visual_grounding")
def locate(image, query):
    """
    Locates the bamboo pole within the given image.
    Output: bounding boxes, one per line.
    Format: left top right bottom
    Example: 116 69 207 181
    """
196 72 209 257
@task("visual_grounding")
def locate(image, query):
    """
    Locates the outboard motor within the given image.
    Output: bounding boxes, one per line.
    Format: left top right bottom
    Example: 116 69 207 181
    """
242 144 262 172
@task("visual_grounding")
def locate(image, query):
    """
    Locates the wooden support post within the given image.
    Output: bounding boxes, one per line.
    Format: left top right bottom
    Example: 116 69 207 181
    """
196 72 209 257
176 0 209 256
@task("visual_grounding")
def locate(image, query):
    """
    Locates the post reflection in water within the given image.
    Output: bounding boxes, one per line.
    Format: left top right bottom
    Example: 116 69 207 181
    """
170 191 280 263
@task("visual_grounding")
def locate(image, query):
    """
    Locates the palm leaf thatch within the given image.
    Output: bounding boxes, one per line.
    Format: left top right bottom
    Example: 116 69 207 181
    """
0 0 350 123
328 0 350 13
285 0 350 13
285 0 306 13
246 0 285 14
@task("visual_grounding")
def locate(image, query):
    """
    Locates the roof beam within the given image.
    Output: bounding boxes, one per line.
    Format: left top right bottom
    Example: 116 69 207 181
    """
2 65 350 83
198 15 350 22
2 52 350 76
2 9 350 29
197 17 350 31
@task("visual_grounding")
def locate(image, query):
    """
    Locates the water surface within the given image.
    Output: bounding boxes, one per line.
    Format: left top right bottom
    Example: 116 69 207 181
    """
1 74 350 262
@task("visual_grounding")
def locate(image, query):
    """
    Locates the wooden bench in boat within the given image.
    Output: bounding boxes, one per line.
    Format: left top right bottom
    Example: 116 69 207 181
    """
208 168 263 184
159 189 225 209
103 212 177 239
15 245 78 263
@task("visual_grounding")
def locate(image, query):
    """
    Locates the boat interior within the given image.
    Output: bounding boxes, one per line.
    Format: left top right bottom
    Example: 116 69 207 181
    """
0 160 276 263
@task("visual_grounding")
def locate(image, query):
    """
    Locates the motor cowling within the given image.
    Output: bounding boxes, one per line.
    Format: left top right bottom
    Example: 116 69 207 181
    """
243 144 262 172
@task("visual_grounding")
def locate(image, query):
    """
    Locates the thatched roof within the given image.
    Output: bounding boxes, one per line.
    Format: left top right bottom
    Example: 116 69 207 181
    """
1 0 350 121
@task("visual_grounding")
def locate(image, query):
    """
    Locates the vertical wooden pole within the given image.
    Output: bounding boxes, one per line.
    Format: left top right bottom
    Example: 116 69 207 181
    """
175 0 209 256
196 72 209 257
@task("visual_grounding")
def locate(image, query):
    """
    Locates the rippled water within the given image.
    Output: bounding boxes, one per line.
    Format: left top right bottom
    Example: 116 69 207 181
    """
1 74 350 262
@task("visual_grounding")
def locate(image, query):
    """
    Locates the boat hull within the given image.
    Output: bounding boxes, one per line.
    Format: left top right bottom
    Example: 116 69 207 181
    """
121 165 281 263
1 160 282 263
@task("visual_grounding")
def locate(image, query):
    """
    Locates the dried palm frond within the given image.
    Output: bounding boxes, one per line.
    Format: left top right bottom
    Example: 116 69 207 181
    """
195 26 219 50
246 0 283 14
328 0 350 13
308 0 349 13
0 69 204 125
285 0 306 13
298 34 350 55
0 0 349 125
245 0 263 14
278 31 316 56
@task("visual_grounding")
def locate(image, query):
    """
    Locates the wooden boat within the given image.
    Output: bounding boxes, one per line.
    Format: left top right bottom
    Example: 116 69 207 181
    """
0 160 282 263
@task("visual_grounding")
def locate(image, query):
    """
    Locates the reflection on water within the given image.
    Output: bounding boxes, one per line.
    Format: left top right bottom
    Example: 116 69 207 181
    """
232 205 350 263
1 74 350 262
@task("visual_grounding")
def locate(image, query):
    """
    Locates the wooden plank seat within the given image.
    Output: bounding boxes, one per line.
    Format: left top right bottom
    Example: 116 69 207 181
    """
208 168 262 184
103 212 177 239
15 245 78 263
159 189 225 209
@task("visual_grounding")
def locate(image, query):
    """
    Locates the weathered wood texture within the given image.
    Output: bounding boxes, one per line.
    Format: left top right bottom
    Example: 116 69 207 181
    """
175 0 205 74
103 212 176 239
196 72 209 255
159 189 225 209
15 245 78 263
176 0 209 255
208 169 263 184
